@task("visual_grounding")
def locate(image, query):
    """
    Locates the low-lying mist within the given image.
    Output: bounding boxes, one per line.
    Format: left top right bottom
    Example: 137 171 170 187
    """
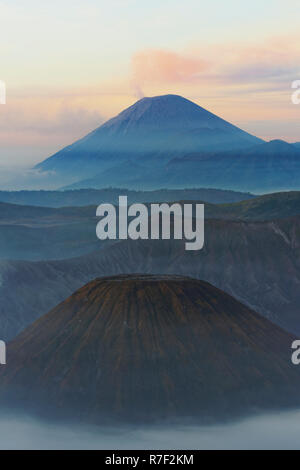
0 409 300 450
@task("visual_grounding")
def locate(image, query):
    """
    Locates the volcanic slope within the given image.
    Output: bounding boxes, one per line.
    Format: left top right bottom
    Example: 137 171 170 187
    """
0 275 299 424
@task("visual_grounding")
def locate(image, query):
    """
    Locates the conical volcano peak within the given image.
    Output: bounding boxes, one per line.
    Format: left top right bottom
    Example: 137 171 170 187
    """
102 93 235 131
138 93 191 102
128 94 192 109
126 94 209 116
0 275 299 423
35 93 263 187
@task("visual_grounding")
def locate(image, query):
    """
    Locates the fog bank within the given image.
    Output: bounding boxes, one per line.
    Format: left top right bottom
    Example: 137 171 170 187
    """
0 409 300 450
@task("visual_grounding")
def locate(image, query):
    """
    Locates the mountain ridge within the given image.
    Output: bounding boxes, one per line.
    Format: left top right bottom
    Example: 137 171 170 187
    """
0 187 255 208
1 213 300 341
62 137 300 193
1 191 300 261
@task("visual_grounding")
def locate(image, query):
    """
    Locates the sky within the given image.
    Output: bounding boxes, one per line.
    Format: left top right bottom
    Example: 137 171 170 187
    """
0 0 300 167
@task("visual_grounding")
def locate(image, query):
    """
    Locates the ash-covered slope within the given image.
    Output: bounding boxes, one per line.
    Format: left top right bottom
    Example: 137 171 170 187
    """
0 274 299 424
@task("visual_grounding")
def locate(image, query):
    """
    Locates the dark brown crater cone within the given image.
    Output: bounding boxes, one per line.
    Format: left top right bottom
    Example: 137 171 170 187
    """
0 274 299 423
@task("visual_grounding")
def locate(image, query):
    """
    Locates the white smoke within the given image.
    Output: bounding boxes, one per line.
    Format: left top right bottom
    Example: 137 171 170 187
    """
131 81 145 100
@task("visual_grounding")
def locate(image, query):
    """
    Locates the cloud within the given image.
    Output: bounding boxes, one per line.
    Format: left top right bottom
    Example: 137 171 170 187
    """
1 409 300 449
132 49 209 85
217 37 300 84
0 105 103 136
0 100 105 167
131 36 300 92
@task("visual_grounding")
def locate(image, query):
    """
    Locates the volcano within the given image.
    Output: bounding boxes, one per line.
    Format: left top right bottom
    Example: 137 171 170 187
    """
0 274 299 424
35 95 262 188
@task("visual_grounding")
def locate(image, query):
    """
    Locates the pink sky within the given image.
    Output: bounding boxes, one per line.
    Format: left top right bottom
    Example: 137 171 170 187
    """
0 0 300 166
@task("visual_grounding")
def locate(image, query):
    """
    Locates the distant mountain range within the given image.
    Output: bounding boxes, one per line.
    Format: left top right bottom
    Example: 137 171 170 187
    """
33 94 300 193
1 191 300 261
0 201 102 260
63 138 300 193
1 202 300 340
0 187 254 208
1 274 299 423
156 139 300 193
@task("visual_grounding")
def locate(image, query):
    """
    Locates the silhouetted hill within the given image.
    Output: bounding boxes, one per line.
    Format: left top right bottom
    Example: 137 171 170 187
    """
0 275 299 424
